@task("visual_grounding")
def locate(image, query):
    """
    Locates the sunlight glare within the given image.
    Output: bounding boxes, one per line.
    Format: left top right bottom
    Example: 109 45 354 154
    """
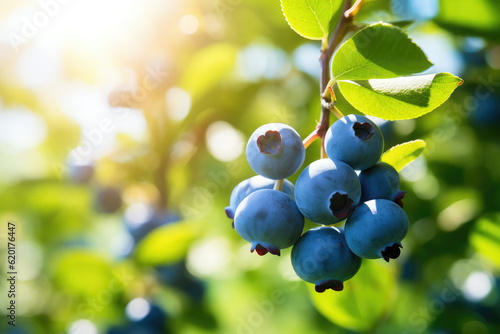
179 14 199 35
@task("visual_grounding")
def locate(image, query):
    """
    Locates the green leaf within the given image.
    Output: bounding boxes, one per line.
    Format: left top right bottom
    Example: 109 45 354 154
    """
310 260 397 331
338 73 463 120
280 0 342 40
389 20 415 29
180 43 238 99
135 222 199 266
470 214 500 269
381 140 426 172
436 0 500 41
331 23 432 81
361 20 415 30
54 251 116 297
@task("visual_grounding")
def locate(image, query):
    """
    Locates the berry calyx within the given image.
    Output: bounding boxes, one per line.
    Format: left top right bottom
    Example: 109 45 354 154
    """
329 192 353 219
315 279 344 293
380 243 403 262
251 242 281 256
392 190 406 208
353 122 374 140
257 130 282 154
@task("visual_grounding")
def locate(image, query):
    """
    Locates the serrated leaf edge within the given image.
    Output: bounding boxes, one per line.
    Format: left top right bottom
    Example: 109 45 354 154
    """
381 139 426 171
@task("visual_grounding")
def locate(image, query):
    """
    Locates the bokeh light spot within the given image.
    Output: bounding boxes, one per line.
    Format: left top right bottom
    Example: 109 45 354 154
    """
126 298 151 321
166 87 191 121
206 121 244 162
124 203 154 228
179 14 199 35
0 109 47 151
462 271 493 302
69 319 98 334
187 237 231 278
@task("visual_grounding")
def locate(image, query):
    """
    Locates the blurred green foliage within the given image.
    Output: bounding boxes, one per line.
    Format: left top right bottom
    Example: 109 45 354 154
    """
0 0 499 333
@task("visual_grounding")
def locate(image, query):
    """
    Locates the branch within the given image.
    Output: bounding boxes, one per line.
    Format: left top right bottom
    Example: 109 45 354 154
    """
326 0 355 61
317 0 355 156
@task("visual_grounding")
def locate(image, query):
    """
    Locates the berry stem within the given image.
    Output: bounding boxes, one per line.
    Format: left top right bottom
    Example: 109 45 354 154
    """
345 0 363 19
318 0 357 155
303 131 320 149
331 106 345 120
274 179 284 191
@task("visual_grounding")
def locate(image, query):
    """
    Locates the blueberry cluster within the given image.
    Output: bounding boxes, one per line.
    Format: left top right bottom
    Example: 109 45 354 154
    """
226 115 410 292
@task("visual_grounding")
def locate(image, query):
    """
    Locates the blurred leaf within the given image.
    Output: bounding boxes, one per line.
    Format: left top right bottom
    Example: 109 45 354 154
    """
382 140 426 172
0 182 91 243
436 0 500 40
54 251 116 296
280 0 342 40
180 43 237 100
331 23 432 81
470 214 500 269
135 221 199 266
309 260 397 331
338 73 463 120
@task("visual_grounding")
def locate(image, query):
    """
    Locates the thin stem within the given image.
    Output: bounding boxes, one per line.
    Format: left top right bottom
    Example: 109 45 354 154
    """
320 137 326 159
318 0 354 155
331 106 345 120
303 131 320 149
322 78 336 98
274 179 284 191
345 0 363 19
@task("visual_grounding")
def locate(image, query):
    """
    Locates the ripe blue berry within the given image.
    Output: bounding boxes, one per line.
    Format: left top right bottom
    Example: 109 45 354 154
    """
325 115 384 170
95 186 122 214
234 189 304 256
344 199 409 262
291 226 361 292
68 164 94 184
295 159 361 225
359 162 406 206
225 176 295 220
246 123 305 180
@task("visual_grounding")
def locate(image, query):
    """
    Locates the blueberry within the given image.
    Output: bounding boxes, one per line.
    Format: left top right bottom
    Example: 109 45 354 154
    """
246 123 305 180
225 175 295 220
325 114 384 170
295 159 361 225
234 189 304 256
95 186 122 213
359 162 406 207
68 164 94 184
344 199 409 262
291 226 362 292
469 94 500 125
